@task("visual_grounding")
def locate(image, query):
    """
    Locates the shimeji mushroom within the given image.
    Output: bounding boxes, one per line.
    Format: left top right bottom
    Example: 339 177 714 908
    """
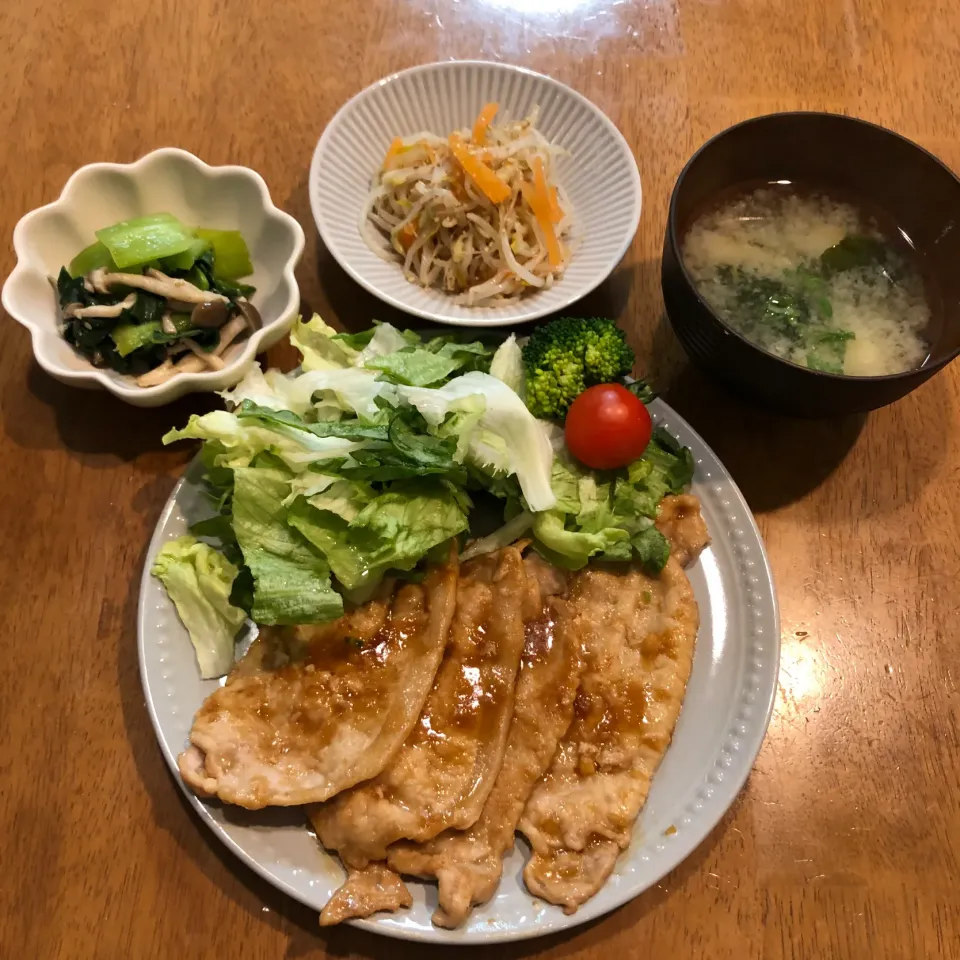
93 267 229 304
135 299 262 388
59 258 264 388
63 293 137 319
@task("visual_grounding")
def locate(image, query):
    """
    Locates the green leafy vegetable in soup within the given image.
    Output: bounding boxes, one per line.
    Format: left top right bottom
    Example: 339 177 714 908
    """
682 188 931 377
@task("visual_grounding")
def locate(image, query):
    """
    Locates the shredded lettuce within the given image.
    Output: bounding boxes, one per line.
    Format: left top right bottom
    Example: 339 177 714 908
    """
290 314 358 370
489 333 525 397
396 372 555 512
232 466 344 624
521 428 691 572
161 318 698 633
151 536 247 678
163 409 367 472
287 479 468 590
533 510 630 568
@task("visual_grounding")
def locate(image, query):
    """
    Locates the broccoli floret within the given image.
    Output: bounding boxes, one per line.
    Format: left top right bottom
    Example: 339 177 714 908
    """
522 317 635 419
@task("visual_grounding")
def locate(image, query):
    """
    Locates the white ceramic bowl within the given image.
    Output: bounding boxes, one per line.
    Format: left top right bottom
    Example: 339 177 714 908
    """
310 61 642 327
2 148 305 407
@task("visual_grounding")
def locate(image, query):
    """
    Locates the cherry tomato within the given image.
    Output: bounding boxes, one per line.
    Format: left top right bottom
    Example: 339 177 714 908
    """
564 384 652 470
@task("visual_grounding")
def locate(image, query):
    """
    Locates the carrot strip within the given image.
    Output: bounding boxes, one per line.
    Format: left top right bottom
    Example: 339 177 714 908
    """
397 223 417 250
472 102 499 144
549 185 563 224
525 158 563 267
448 133 510 204
382 136 403 170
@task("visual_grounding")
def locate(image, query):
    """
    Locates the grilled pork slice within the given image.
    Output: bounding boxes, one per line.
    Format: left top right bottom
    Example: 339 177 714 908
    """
518 556 699 914
177 551 458 809
314 545 530 926
388 560 581 928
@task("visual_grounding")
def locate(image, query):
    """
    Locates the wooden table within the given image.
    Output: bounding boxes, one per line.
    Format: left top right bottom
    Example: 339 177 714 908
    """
2 1 959 957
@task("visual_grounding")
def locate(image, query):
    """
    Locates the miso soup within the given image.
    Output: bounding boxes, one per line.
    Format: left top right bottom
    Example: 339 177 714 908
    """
681 186 933 376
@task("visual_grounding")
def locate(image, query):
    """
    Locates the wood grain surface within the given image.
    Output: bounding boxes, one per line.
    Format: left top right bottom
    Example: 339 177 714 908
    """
2 1 960 957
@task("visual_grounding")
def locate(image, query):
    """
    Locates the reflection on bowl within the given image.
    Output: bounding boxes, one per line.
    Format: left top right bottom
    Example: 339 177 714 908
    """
661 113 960 417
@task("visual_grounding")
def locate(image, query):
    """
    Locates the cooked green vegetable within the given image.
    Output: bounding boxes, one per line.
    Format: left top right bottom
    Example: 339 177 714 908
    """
57 214 257 381
111 314 208 357
161 236 210 273
194 228 254 280
522 317 635 419
819 234 888 276
713 263 859 373
95 213 196 269
68 241 117 278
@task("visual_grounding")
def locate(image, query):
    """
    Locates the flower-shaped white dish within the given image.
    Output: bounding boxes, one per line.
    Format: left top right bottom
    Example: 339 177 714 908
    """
2 148 305 407
310 61 642 327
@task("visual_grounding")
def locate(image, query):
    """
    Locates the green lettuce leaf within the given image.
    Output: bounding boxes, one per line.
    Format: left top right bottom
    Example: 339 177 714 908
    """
290 314 357 370
575 475 618 534
356 322 419 362
330 328 376 350
430 395 486 462
489 333 525 396
287 479 468 590
151 536 247 678
286 500 371 591
645 427 696 492
306 478 376 521
428 337 494 374
232 466 344 623
612 475 667 523
532 511 629 569
348 480 469 574
365 347 462 386
631 526 671 573
221 362 392 422
528 424 693 572
163 409 368 472
236 401 388 442
396 372 556 512
388 410 461 470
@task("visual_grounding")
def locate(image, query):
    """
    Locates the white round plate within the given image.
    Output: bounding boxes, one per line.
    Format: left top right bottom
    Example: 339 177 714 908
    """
309 61 642 327
138 399 779 944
